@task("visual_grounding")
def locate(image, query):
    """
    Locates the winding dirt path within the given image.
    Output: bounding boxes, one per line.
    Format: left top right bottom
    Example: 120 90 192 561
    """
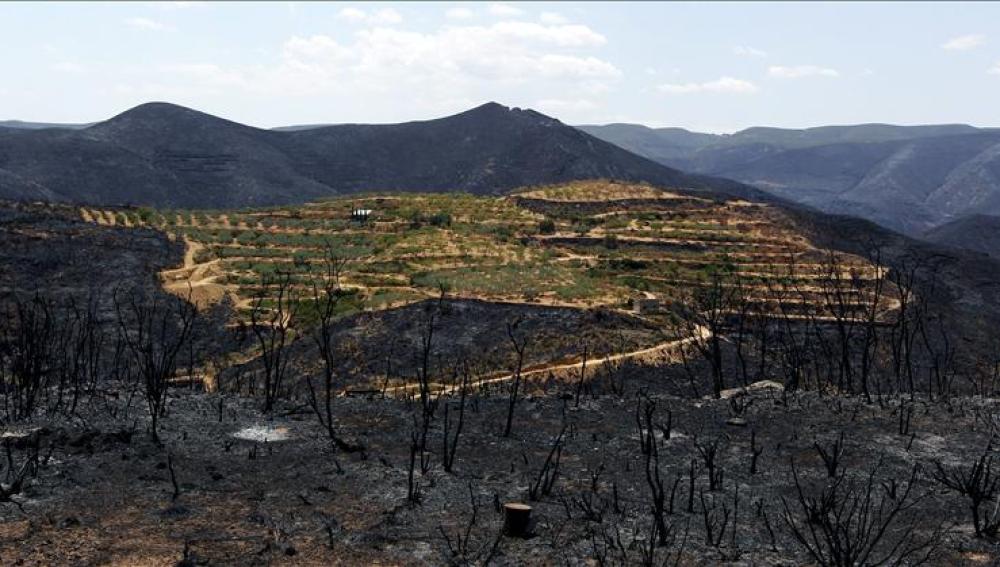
379 325 710 398
160 237 236 308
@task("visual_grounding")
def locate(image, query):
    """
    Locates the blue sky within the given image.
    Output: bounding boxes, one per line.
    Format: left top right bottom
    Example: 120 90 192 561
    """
2 1 999 132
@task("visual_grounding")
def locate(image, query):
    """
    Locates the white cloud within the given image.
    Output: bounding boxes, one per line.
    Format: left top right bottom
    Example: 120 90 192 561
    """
371 8 403 25
540 12 568 25
989 62 1000 75
162 63 247 88
103 17 617 123
490 21 605 47
531 54 618 78
535 98 598 114
942 34 986 51
658 76 758 95
768 65 839 78
124 17 172 31
337 7 367 22
489 3 524 18
262 20 618 102
337 7 403 25
733 45 767 58
446 7 474 20
579 80 612 95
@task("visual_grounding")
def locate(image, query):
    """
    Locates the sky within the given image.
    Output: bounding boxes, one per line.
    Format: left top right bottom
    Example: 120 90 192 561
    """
2 1 999 132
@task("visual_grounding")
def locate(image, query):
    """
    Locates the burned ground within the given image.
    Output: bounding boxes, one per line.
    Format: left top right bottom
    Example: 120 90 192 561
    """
220 298 672 396
0 200 182 310
2 371 1000 566
3 185 1000 565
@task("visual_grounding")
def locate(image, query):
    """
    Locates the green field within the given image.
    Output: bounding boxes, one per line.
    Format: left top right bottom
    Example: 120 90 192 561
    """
81 181 890 323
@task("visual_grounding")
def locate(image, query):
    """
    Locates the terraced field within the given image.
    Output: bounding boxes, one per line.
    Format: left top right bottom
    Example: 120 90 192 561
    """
79 180 896 325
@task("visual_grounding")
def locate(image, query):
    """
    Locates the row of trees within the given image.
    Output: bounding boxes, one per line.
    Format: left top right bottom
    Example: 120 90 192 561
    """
677 245 981 401
0 288 197 437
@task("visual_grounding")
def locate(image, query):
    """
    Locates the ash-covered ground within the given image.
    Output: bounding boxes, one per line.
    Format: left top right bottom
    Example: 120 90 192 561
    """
3 366 1000 566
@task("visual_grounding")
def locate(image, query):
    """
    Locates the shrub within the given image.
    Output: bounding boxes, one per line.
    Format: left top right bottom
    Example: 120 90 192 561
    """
429 212 452 227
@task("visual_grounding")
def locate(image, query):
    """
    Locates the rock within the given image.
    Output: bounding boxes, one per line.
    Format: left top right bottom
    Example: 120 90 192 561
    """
159 504 191 519
719 380 785 400
2 427 53 449
58 516 81 529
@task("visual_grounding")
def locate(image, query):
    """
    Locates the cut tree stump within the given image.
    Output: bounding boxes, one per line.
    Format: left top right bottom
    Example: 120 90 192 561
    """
503 502 532 537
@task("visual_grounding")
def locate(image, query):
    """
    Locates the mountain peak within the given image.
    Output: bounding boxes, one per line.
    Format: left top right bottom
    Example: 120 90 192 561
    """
107 101 198 121
447 102 560 128
93 102 248 132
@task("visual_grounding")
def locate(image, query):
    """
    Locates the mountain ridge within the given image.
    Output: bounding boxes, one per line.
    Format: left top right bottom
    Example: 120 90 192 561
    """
0 101 765 209
580 122 1000 235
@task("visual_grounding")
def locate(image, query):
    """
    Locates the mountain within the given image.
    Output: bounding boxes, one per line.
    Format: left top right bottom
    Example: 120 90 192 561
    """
0 102 757 209
923 214 1000 258
579 122 982 157
574 124 719 163
0 120 92 130
580 122 1000 235
711 133 1000 234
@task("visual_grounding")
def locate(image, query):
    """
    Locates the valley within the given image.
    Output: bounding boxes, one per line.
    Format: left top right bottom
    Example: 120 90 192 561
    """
581 123 1000 237
1 99 999 565
4 0 1000 562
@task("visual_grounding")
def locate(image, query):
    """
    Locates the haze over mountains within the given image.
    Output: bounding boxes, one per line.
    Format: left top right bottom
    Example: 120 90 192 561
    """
0 102 754 210
0 120 92 130
580 122 1000 235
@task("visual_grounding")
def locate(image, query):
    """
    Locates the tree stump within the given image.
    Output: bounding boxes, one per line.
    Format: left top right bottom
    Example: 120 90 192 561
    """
503 502 532 537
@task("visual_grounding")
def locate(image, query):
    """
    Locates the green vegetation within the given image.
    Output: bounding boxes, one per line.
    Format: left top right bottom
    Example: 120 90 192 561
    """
83 182 883 322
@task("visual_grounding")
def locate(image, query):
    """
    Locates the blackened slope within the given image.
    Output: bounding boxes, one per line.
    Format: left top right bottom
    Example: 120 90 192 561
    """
277 103 700 195
80 103 333 208
0 102 760 209
783 203 1000 364
0 200 182 306
923 214 1000 258
0 103 331 208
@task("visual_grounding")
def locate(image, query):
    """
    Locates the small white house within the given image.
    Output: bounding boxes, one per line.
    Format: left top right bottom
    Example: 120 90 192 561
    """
351 208 372 222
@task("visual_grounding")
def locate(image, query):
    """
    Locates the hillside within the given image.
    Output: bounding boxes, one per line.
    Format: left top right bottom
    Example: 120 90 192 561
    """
923 214 1000 258
578 122 983 160
8 181 1000 565
581 123 1000 235
0 102 757 210
85 181 882 326
78 179 1000 370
